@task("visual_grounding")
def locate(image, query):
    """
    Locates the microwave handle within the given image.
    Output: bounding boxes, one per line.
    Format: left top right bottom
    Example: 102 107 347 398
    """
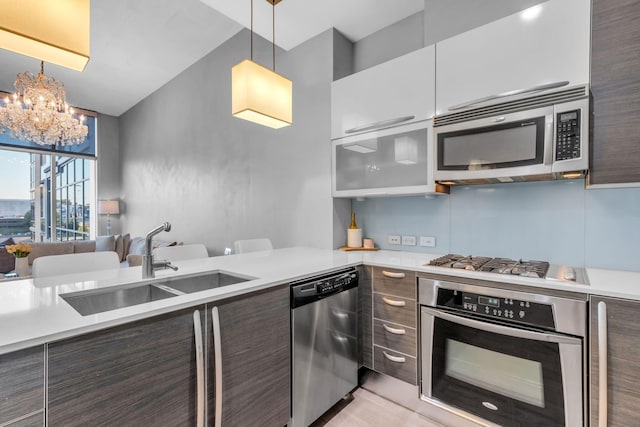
544 119 554 165
345 115 415 134
448 81 570 111
422 307 581 345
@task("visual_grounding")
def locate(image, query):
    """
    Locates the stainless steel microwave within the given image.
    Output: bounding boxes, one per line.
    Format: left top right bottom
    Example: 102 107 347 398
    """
433 85 589 185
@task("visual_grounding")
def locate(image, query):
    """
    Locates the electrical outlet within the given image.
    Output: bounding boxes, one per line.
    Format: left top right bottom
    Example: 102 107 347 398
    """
420 236 436 247
401 235 416 246
388 235 401 245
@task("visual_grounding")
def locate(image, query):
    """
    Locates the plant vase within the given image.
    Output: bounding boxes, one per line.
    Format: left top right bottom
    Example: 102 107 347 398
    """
15 257 29 277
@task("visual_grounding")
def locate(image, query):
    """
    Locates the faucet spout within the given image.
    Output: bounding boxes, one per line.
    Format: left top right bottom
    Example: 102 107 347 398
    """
142 222 174 279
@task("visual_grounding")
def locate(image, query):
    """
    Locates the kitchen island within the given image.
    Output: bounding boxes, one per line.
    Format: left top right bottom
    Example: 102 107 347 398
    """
1 247 639 426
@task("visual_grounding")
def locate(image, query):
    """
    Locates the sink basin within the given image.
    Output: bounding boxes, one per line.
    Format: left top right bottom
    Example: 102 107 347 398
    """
62 284 178 316
161 271 252 294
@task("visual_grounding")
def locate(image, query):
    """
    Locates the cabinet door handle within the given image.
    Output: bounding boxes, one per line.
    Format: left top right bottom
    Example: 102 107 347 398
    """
212 307 223 427
383 323 406 335
382 297 406 307
193 310 205 427
382 270 405 279
448 81 570 111
598 301 608 427
345 115 415 134
383 351 406 363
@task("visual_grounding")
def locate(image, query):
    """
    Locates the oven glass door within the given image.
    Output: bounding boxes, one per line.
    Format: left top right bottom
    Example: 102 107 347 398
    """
437 116 546 171
422 307 582 427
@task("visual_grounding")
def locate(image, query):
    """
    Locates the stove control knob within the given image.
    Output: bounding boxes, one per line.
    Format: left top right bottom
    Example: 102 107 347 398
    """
498 310 502 316
493 309 497 315
473 305 477 311
519 311 525 318
485 307 490 313
509 311 514 318
525 302 530 308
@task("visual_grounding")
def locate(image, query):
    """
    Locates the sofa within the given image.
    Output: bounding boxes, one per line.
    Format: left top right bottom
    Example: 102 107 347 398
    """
0 233 178 275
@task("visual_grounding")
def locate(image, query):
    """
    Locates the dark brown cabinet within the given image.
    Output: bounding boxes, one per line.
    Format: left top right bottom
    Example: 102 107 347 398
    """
358 265 373 369
590 295 640 426
0 345 45 426
48 306 204 426
213 286 290 427
589 0 640 185
47 285 290 427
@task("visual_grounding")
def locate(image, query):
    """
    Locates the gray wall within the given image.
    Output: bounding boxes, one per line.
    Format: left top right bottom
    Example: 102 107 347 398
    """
119 29 345 254
96 113 121 235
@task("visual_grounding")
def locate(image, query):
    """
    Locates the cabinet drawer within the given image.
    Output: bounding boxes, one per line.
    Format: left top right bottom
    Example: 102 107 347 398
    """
373 319 416 357
373 293 416 327
372 267 416 300
0 346 44 424
373 346 417 385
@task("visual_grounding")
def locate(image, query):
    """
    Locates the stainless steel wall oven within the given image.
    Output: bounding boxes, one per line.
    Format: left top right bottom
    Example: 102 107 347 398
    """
419 277 586 426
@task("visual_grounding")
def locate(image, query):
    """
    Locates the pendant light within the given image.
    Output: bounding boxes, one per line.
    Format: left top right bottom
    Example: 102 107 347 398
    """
0 0 90 71
232 0 292 129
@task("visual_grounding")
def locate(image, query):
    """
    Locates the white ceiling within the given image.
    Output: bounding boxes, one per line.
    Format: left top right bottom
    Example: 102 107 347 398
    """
0 0 425 117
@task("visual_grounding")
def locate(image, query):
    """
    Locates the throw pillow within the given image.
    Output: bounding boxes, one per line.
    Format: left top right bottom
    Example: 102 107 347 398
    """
95 235 115 252
0 237 16 274
114 234 124 261
121 233 131 262
128 236 146 256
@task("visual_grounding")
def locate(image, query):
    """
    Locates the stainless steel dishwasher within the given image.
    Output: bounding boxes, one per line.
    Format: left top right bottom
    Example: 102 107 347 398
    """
290 267 359 427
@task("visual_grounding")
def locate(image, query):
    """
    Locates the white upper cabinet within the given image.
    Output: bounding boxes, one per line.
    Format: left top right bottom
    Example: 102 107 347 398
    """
435 0 591 115
331 46 435 140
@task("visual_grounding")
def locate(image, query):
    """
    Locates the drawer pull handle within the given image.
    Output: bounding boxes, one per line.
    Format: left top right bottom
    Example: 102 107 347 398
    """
382 297 406 307
382 270 405 279
383 351 406 363
383 323 406 335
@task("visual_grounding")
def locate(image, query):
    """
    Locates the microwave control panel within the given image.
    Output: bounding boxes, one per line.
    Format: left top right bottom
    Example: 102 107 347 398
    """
555 109 581 161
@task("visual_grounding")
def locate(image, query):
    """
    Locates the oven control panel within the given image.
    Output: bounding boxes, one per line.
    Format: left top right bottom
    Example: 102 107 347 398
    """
436 289 555 329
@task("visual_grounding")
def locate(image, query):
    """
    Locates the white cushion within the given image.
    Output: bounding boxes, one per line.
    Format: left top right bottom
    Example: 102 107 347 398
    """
153 244 208 262
233 238 273 254
32 252 120 278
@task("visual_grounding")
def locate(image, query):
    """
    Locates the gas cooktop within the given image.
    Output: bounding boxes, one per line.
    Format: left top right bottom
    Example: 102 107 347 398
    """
427 254 588 284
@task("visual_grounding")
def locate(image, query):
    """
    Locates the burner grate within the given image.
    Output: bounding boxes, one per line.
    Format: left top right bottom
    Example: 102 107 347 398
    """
429 254 550 278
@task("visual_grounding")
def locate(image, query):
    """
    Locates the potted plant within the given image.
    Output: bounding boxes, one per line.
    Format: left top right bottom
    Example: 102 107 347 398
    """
6 242 32 277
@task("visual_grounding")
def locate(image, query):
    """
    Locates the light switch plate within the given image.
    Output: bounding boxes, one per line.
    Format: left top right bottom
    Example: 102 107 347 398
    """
420 236 436 247
402 235 416 246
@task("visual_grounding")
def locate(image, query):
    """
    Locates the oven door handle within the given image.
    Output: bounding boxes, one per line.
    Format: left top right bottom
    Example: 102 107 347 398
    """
422 307 581 344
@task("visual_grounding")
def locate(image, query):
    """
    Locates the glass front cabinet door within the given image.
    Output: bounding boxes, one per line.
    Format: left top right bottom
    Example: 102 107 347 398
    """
332 121 446 198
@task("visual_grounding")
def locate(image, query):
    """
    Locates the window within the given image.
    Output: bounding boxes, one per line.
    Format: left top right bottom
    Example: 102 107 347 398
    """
0 114 97 242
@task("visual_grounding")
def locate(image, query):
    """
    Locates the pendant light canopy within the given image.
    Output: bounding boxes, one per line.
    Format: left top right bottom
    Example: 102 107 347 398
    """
0 0 90 72
232 0 292 129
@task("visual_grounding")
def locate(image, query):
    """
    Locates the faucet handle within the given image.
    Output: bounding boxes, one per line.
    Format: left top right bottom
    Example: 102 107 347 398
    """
154 259 178 272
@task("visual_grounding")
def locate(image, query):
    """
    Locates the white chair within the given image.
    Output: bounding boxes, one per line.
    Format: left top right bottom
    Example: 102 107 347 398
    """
153 244 208 262
32 252 120 278
233 238 273 254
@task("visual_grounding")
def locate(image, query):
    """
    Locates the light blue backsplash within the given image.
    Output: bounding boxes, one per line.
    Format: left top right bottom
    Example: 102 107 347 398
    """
353 179 640 271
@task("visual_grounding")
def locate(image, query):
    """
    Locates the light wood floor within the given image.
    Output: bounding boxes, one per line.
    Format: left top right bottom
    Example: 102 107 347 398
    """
310 388 445 427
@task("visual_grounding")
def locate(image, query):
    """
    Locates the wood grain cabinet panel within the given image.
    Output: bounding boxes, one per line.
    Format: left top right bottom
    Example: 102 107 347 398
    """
373 346 417 385
0 346 44 425
48 307 204 426
373 293 417 327
590 295 640 426
214 286 290 427
3 411 44 427
589 0 640 185
358 266 373 369
372 267 416 300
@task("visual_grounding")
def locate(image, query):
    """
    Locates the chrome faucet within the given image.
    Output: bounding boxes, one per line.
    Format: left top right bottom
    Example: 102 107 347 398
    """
142 222 178 278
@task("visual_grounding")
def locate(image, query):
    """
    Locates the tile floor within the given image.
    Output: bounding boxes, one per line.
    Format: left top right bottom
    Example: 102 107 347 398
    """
311 388 445 427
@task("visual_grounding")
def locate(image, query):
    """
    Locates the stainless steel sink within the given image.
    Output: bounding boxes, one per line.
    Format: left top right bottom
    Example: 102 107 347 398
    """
160 271 252 294
62 284 178 316
61 271 256 316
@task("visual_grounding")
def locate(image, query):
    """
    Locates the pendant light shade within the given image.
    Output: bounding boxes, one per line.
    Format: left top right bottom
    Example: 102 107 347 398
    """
232 0 292 129
232 59 292 129
0 0 90 71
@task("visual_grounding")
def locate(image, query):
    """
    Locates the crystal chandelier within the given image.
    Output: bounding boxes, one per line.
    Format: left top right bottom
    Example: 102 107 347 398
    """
0 61 88 146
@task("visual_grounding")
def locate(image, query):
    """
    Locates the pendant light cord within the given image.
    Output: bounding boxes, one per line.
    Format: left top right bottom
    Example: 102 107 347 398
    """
250 0 254 60
272 1 276 71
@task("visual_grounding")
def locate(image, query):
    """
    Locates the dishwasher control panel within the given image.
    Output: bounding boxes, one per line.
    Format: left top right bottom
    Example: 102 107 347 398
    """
291 268 358 308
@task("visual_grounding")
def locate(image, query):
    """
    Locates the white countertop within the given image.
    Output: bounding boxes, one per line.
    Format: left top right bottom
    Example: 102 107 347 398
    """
1 247 639 355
